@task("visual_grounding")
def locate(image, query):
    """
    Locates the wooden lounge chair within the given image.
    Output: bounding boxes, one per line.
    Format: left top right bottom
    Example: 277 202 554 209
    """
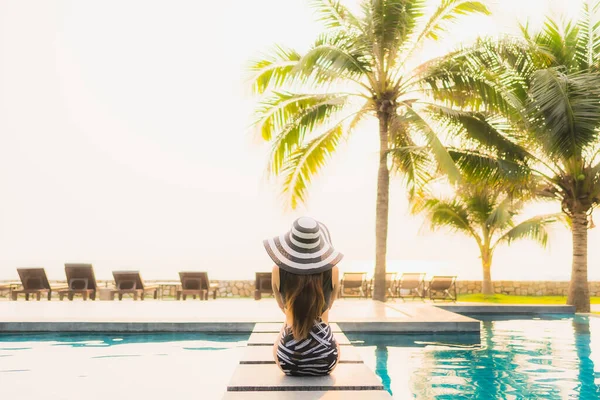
254 272 273 300
12 268 54 301
367 272 398 299
176 272 218 300
340 272 369 298
58 264 97 301
397 273 426 301
111 271 158 300
427 275 457 302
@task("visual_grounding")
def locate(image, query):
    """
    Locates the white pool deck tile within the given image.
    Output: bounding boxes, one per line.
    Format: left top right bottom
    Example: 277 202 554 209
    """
248 331 351 346
227 364 384 391
0 299 480 332
239 344 364 364
222 390 392 399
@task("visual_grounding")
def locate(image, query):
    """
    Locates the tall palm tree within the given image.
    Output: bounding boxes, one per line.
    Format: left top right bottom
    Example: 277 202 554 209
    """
248 0 489 300
413 183 560 295
426 1 600 310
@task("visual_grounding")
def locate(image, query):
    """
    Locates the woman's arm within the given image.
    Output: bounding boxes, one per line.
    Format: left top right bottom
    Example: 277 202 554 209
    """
328 265 340 310
271 265 286 314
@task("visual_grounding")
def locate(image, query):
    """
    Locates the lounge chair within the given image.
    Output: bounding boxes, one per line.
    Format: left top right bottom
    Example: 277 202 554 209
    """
397 272 426 301
254 272 273 300
367 272 398 299
11 268 55 301
427 275 457 302
340 272 369 298
111 271 158 300
58 264 98 301
176 272 218 300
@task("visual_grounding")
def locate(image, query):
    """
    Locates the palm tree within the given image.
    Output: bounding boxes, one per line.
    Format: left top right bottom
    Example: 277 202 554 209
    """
248 0 489 300
426 1 600 310
413 182 560 295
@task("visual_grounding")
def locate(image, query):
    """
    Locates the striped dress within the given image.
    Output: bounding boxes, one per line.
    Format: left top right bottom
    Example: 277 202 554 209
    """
276 320 339 376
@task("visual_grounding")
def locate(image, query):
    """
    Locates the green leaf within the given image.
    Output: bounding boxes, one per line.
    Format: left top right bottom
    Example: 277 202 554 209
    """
248 45 302 94
280 124 345 209
403 107 462 183
259 93 348 174
528 69 600 158
494 214 562 248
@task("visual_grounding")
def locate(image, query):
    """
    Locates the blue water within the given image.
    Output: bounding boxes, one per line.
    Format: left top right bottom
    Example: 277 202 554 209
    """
348 314 600 399
3 316 600 399
0 332 248 399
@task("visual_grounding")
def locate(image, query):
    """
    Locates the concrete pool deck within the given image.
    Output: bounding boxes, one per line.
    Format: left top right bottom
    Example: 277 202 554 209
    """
0 299 480 333
0 299 577 333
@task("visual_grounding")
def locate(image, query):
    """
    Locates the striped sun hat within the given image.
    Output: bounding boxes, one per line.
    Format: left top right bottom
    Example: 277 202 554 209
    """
263 217 343 275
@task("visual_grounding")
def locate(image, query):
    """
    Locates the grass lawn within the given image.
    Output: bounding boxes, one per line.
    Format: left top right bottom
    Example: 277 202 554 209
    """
457 293 600 304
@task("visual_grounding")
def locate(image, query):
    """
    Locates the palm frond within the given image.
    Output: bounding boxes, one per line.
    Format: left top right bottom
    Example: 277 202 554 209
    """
296 32 372 86
493 213 562 248
388 116 435 200
534 18 581 70
413 196 479 239
254 92 347 141
311 0 362 32
574 0 600 70
347 101 373 133
259 93 348 174
403 107 462 183
528 69 600 158
429 105 529 160
416 0 489 43
369 0 425 52
249 45 302 94
420 38 529 117
462 188 495 225
280 124 345 209
485 197 516 232
448 149 532 187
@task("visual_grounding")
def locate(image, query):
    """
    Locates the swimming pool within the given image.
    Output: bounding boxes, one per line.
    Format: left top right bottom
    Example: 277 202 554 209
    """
348 314 600 399
3 316 600 399
0 332 248 399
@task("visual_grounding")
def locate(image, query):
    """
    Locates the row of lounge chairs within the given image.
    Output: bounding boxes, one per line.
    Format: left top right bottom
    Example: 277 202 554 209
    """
254 272 457 301
5 266 456 302
8 264 219 301
339 272 457 301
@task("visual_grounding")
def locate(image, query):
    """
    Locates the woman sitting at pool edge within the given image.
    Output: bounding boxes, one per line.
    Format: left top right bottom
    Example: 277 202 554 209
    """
263 217 342 376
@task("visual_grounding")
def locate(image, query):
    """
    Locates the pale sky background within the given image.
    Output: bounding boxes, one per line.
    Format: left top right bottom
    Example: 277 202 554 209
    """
0 0 597 281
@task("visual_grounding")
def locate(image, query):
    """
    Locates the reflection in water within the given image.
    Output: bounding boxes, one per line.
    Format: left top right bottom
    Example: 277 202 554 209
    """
375 345 392 395
573 318 600 399
351 315 600 399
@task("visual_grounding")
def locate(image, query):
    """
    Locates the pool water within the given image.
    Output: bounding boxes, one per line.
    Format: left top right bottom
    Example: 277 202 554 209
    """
348 315 600 399
0 332 248 399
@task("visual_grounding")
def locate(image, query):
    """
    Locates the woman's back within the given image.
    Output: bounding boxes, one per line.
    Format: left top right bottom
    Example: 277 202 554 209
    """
278 268 333 315
263 216 342 376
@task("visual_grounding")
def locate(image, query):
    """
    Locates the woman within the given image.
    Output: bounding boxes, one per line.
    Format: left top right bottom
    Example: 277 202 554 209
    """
263 216 342 376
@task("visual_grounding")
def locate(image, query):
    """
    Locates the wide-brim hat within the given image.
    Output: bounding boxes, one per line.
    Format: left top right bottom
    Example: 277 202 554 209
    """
263 217 343 275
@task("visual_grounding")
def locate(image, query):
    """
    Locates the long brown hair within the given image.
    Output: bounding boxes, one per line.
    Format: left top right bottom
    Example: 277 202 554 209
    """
284 272 325 340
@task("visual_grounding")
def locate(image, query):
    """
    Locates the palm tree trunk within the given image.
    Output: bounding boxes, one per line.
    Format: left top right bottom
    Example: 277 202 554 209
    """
567 211 590 312
373 111 390 302
481 252 493 295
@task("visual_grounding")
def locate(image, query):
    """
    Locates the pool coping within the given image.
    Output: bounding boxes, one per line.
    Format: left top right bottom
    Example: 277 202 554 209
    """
0 300 481 333
435 304 576 314
0 320 481 333
1 302 577 333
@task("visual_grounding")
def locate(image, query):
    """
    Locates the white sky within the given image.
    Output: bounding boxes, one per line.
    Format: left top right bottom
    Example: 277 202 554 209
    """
0 0 597 281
